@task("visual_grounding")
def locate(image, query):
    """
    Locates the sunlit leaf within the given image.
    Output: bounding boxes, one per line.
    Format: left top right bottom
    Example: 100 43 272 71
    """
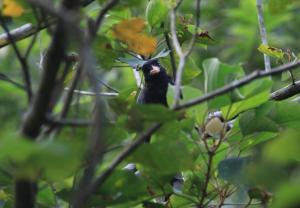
112 18 157 56
126 34 157 57
2 0 24 17
257 44 284 60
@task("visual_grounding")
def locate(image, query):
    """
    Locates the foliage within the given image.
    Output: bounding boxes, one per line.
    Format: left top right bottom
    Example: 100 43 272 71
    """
0 0 300 207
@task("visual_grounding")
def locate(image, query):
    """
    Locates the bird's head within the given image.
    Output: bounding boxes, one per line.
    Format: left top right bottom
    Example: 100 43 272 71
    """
140 59 166 81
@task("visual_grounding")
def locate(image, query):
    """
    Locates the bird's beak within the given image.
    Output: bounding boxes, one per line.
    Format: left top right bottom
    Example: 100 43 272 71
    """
150 65 160 76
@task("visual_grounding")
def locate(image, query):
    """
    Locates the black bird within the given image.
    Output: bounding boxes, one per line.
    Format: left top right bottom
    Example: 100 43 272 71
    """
136 59 171 143
137 59 170 107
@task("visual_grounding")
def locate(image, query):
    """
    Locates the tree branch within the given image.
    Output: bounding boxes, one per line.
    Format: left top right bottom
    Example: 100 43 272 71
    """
65 88 119 97
0 73 26 90
0 17 32 101
170 0 201 106
175 60 300 110
270 80 300 100
45 116 93 127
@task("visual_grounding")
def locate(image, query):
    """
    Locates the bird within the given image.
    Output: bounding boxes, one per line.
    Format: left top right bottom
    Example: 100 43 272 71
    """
136 59 184 201
137 59 171 107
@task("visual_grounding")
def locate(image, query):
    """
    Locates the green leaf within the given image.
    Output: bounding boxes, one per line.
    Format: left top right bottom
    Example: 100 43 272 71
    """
129 140 194 174
88 170 148 206
257 44 284 60
272 177 300 208
183 57 202 85
267 101 300 129
0 134 83 181
37 185 56 207
146 0 169 28
269 0 296 14
203 58 244 109
218 157 252 185
240 132 278 150
221 90 270 120
264 129 300 163
239 110 279 136
168 86 206 124
130 104 178 123
93 36 120 68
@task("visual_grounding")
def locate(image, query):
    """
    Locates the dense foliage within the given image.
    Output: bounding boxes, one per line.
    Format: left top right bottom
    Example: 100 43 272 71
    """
0 0 300 207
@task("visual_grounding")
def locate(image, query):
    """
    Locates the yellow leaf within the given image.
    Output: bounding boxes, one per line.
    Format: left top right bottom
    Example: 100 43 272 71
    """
112 18 157 56
257 44 284 60
127 34 157 56
2 0 24 17
113 18 145 34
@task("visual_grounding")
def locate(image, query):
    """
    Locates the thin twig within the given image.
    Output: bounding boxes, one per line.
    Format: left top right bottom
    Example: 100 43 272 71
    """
170 0 201 106
24 6 41 59
65 88 119 97
164 31 177 81
0 73 26 90
256 0 271 71
0 17 32 101
46 116 93 127
198 151 214 207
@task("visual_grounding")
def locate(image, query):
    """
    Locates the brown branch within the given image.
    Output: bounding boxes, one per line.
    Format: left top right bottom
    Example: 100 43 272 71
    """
270 80 300 100
198 151 214 208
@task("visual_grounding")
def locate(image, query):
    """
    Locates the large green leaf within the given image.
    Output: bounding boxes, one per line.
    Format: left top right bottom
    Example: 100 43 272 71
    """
239 110 279 136
88 170 148 206
0 134 83 181
218 157 252 185
146 0 169 28
129 140 194 174
264 129 300 163
267 101 300 128
203 58 244 109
